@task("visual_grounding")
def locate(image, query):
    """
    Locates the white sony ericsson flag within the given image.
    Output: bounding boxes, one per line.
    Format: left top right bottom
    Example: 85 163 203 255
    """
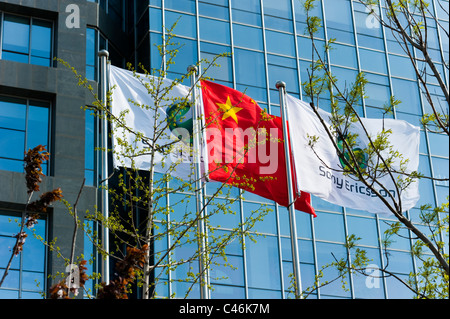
109 65 195 180
285 94 420 214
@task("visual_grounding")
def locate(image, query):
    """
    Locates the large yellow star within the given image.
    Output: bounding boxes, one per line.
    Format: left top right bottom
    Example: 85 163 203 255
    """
216 96 243 124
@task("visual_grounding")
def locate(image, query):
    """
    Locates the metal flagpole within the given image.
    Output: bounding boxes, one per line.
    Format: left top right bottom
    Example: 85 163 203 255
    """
276 81 303 299
98 50 110 285
188 65 210 299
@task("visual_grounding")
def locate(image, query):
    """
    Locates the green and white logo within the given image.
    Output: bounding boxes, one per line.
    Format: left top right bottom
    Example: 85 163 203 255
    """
337 135 368 172
167 102 193 145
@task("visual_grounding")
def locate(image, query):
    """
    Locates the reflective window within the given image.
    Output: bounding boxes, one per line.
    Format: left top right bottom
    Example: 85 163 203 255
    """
391 78 422 115
346 216 379 247
233 24 264 51
234 49 266 87
323 0 355 44
165 0 196 14
167 37 197 76
0 96 50 174
351 247 385 298
0 212 47 299
85 110 96 186
86 28 97 81
389 54 417 80
199 17 230 45
199 2 229 20
246 235 282 290
1 13 53 67
315 242 351 297
314 212 346 243
359 48 388 74
329 43 357 68
265 30 295 56
364 74 391 108
353 1 385 51
231 0 261 26
165 11 197 38
263 0 292 19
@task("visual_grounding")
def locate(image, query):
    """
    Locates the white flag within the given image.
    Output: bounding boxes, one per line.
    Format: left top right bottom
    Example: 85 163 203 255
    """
286 94 420 214
109 65 195 180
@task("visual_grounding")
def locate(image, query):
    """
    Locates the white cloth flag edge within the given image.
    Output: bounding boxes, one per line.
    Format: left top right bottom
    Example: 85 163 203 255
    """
285 94 421 215
108 65 195 180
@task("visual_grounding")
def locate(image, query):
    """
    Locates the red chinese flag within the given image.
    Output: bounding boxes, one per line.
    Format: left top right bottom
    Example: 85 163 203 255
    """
201 80 316 217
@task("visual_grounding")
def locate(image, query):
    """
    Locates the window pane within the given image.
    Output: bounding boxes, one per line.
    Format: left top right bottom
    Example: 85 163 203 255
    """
263 0 292 18
359 48 387 74
0 96 27 130
235 49 266 87
324 0 354 44
165 12 196 38
268 64 299 93
389 54 417 79
244 202 277 234
165 0 196 14
316 242 351 297
30 56 50 66
31 19 52 59
364 81 390 108
3 15 30 54
27 103 49 150
1 51 29 64
199 17 230 45
264 15 293 33
231 0 261 13
210 255 244 286
0 158 23 172
428 132 449 157
346 216 379 246
246 235 281 290
391 78 422 115
208 198 240 229
329 43 357 68
233 24 263 51
168 37 197 75
314 212 346 242
265 30 295 56
22 220 46 272
85 110 95 173
0 128 25 160
199 2 229 20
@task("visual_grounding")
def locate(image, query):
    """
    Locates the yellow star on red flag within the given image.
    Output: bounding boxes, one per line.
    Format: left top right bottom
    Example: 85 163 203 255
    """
216 96 243 124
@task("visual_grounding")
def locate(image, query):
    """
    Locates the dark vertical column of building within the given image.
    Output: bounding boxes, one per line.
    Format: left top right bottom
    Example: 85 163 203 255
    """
134 0 150 69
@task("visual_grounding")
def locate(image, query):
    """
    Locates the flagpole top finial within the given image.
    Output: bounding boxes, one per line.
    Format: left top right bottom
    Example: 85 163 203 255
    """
276 81 286 90
98 50 109 58
187 65 198 74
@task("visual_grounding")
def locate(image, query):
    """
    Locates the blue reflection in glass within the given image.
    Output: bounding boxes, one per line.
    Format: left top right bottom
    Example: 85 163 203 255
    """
234 49 266 87
199 17 230 45
265 30 295 56
233 24 264 51
0 128 25 160
2 15 52 67
0 97 27 130
246 235 281 290
31 20 52 65
0 211 46 298
27 103 50 150
3 15 30 54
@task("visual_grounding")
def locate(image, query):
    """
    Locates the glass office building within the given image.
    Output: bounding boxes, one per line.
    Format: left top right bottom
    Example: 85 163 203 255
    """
0 0 448 299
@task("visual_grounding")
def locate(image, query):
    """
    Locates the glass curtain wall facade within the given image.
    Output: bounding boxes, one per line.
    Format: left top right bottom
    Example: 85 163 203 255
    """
84 0 449 299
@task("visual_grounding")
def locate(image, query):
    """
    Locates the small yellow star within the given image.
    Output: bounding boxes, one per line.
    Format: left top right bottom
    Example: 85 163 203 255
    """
216 96 243 124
